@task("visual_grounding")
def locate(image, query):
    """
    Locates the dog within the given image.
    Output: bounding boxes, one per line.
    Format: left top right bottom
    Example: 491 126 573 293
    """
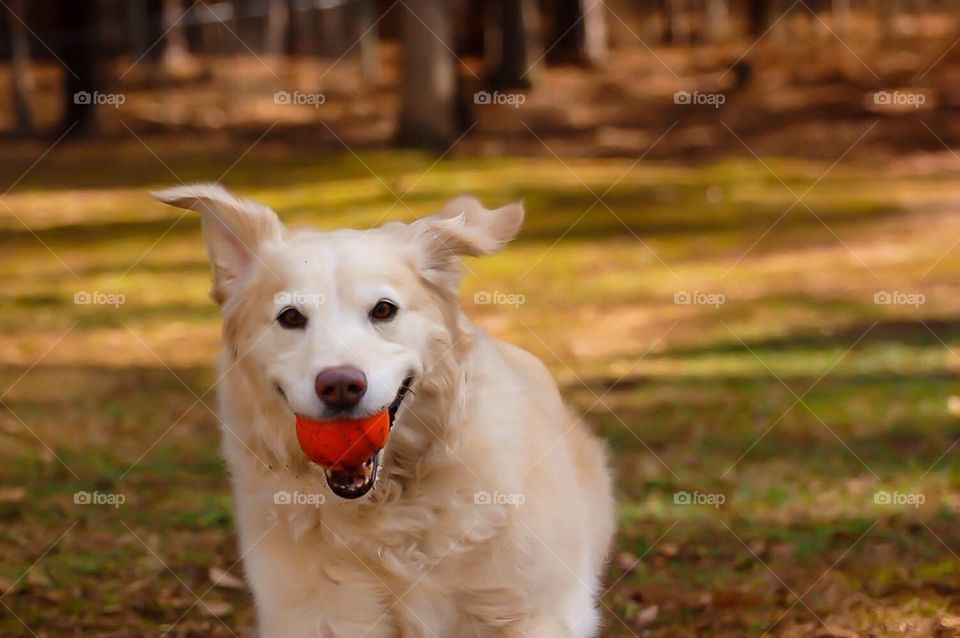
153 183 615 638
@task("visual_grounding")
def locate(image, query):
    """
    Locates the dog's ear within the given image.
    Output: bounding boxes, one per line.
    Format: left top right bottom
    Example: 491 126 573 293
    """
151 183 283 304
414 196 524 287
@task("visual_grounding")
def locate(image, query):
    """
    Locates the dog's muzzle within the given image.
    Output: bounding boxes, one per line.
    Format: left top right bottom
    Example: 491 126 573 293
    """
322 376 413 499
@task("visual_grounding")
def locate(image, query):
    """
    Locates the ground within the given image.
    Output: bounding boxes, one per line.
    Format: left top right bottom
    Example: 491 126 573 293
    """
1 134 960 637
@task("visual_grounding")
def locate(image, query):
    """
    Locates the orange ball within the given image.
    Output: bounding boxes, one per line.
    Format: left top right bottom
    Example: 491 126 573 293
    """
295 411 390 468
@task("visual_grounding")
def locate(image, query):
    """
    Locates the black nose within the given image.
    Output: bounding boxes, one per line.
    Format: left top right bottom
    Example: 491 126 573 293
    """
315 366 367 410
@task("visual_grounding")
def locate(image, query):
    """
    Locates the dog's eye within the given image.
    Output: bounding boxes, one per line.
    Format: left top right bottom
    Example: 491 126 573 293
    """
277 307 308 329
369 300 398 322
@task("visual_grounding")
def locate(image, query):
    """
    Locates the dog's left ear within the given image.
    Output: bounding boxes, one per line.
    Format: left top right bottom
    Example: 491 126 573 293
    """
414 196 524 286
151 183 283 305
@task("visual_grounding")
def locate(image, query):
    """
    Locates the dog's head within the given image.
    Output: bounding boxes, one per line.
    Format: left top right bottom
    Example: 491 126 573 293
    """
152 183 523 499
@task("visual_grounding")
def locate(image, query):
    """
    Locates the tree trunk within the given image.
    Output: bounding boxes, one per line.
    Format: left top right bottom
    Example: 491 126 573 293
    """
747 0 768 37
58 0 98 136
707 0 728 42
356 0 381 80
264 0 289 57
161 0 191 73
487 0 540 88
832 0 850 36
547 0 607 65
319 4 349 58
7 0 32 136
397 0 458 149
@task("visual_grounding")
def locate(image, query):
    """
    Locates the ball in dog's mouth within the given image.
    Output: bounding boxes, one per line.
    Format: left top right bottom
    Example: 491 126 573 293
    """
294 377 412 500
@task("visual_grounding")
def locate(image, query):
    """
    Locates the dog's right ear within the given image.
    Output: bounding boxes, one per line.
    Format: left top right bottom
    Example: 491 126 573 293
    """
413 196 524 289
151 183 283 305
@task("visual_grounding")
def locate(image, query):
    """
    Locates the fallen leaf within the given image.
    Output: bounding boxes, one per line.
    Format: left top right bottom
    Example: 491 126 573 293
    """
948 396 960 416
658 542 679 558
26 569 49 587
636 604 658 626
208 566 246 590
0 487 25 503
200 600 233 617
941 614 960 629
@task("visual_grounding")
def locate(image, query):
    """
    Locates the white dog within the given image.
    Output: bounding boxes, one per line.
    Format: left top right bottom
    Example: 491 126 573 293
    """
153 184 615 638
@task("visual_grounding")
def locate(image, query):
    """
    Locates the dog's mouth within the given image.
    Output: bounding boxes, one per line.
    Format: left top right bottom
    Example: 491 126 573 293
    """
321 376 413 500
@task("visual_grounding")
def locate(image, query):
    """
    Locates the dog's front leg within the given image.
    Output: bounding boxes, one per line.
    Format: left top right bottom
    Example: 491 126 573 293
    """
497 615 572 638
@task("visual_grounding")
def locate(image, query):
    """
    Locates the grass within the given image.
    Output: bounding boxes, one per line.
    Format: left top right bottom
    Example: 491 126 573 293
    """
1 137 960 636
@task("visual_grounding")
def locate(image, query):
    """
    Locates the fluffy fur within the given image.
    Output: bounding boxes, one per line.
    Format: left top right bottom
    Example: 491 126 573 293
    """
153 183 615 638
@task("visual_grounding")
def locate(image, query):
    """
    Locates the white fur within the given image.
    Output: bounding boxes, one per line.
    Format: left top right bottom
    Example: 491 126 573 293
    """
153 184 616 637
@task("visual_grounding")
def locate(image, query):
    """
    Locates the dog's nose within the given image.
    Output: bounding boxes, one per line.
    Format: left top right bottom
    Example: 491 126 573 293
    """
315 366 367 410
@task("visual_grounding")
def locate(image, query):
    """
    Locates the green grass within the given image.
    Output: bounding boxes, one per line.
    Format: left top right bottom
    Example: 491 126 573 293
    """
1 137 959 636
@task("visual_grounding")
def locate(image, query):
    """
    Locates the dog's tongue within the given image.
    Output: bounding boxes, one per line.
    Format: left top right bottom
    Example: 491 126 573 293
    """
294 411 389 468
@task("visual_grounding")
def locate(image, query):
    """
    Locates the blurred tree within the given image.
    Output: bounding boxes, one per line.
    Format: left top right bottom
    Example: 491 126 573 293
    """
6 0 32 136
833 0 850 35
264 0 289 58
546 0 607 64
486 0 541 88
397 0 458 149
161 0 191 73
747 0 768 36
707 0 729 42
356 0 380 80
662 0 691 45
57 0 99 136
